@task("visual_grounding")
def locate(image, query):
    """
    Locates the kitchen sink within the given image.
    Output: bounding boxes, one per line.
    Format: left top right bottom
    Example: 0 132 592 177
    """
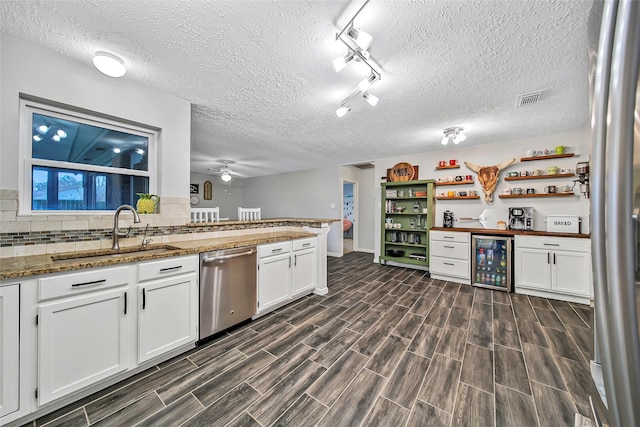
51 244 182 263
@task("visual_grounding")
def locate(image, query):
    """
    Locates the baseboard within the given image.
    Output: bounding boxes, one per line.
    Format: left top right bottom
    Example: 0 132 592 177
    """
356 248 375 254
327 252 342 257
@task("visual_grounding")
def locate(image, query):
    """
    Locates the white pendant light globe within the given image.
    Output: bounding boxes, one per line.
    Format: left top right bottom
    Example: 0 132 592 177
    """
221 172 232 182
93 52 126 78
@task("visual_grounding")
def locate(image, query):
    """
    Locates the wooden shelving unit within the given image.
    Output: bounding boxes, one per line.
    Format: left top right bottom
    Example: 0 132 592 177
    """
520 153 575 162
498 193 576 199
435 195 481 200
435 165 460 170
505 173 575 181
435 180 474 186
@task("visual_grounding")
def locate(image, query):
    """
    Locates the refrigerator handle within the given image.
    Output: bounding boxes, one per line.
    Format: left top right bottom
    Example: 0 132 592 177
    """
590 0 619 423
604 1 640 425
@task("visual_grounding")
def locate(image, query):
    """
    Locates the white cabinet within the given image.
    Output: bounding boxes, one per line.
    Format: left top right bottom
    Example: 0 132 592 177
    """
257 238 317 317
429 230 471 285
0 284 20 418
514 235 592 303
257 242 292 316
37 267 131 406
137 256 198 364
292 239 317 298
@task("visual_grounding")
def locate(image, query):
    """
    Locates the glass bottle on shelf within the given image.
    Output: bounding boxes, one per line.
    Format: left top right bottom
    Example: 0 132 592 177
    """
413 201 420 213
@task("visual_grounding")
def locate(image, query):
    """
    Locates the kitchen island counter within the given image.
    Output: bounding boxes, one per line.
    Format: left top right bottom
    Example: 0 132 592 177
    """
0 231 316 280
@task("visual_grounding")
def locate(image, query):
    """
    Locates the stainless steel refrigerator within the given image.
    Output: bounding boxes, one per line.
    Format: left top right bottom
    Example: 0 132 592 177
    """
590 1 640 425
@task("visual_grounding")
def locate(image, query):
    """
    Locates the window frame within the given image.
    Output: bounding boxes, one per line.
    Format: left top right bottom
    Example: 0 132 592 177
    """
19 99 158 215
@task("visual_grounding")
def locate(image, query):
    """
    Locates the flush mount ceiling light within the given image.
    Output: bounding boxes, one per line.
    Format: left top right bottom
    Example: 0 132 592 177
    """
441 127 467 145
331 0 382 117
92 51 126 78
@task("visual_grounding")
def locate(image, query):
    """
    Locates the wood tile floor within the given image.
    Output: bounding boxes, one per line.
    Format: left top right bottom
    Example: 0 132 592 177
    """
25 252 594 427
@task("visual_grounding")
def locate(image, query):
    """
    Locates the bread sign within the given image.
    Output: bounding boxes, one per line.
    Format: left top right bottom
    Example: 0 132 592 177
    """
387 162 417 182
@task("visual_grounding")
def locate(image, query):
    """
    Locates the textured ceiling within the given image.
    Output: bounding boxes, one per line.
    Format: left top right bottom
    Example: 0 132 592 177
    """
1 0 596 178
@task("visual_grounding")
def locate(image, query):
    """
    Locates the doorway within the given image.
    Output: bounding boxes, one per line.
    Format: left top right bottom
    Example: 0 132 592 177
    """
343 181 356 254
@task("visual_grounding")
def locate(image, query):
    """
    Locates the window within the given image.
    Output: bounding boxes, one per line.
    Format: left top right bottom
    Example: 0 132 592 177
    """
20 99 157 213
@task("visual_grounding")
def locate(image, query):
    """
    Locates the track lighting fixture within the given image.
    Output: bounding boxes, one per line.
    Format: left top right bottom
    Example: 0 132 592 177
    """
441 127 467 145
331 0 382 117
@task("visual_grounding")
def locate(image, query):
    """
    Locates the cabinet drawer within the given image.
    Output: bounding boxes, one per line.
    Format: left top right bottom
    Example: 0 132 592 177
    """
515 235 590 252
430 256 470 279
430 230 470 243
430 241 469 260
138 255 198 282
258 241 292 258
38 266 129 302
292 238 316 251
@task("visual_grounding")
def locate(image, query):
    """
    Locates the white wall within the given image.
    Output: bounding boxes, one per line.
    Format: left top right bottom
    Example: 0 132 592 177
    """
241 166 342 254
373 128 591 260
189 173 244 219
0 34 191 199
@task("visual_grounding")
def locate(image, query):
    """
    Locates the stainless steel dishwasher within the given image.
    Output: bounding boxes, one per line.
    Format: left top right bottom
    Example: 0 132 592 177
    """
199 246 257 340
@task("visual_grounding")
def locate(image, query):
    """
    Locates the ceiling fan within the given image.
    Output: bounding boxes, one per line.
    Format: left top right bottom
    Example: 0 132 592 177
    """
215 161 233 182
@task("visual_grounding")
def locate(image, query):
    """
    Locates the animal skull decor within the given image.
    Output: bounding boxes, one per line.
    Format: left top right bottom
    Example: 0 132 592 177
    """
465 159 516 202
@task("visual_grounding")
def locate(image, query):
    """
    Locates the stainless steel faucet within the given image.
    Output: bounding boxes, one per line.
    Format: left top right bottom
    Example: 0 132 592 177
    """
112 204 141 250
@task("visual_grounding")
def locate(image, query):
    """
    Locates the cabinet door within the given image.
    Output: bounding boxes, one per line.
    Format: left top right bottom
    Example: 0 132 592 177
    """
292 248 317 297
138 273 198 364
552 251 592 297
514 247 552 291
38 288 130 406
0 285 19 417
257 253 291 314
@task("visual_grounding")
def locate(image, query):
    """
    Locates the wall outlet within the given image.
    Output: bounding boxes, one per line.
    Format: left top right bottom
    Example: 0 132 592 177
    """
330 203 336 209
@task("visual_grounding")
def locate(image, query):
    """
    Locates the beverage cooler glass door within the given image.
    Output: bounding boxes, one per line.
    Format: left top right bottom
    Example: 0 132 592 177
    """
472 235 513 292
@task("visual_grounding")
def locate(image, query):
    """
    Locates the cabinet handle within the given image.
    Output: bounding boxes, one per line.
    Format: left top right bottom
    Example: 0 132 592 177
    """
272 248 283 253
444 262 454 266
72 279 106 287
294 254 297 267
543 243 560 247
142 288 146 309
443 236 454 239
289 256 291 268
124 292 127 315
160 265 182 273
547 252 550 264
553 253 556 264
444 245 455 249
303 243 311 247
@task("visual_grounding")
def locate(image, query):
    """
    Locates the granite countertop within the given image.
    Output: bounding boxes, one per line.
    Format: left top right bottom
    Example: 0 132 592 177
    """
0 231 316 281
187 217 340 226
430 227 590 239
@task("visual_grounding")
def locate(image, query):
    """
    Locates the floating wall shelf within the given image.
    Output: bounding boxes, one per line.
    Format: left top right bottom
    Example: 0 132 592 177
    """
504 173 575 181
520 153 575 162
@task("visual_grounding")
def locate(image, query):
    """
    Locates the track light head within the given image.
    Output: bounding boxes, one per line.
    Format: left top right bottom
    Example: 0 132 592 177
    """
347 27 373 51
363 92 379 107
332 53 355 72
336 106 351 118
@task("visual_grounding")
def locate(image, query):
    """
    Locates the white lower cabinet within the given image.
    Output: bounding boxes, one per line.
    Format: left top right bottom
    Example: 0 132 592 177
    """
137 256 198 364
37 268 131 406
257 238 317 317
0 284 20 418
429 230 471 285
292 240 317 298
257 243 292 316
514 235 592 303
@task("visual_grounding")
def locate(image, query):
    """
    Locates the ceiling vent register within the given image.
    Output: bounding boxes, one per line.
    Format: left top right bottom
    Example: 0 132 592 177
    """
516 91 543 107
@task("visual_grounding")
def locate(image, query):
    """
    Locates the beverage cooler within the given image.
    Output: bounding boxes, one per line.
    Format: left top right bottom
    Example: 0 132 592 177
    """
471 235 513 292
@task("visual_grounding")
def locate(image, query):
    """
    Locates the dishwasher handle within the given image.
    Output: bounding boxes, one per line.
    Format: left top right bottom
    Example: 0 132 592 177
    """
202 249 256 263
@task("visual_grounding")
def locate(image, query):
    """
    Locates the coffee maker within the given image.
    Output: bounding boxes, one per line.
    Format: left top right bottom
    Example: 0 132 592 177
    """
509 207 533 230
